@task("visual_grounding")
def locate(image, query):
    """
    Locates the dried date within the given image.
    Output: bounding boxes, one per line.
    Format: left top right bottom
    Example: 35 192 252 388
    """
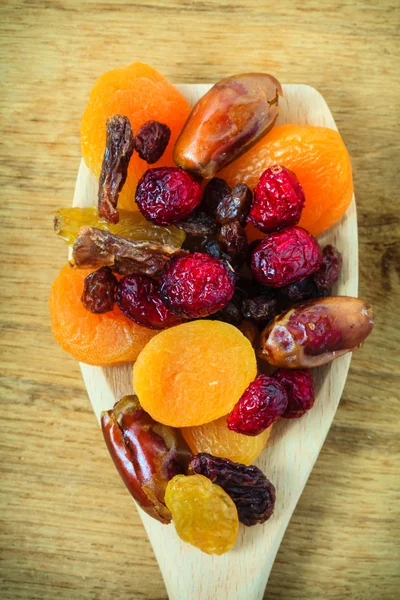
98 115 135 224
72 226 184 276
81 266 117 313
189 453 276 526
135 120 171 164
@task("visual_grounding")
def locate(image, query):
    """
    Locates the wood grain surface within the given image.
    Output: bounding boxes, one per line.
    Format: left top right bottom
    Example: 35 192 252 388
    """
0 2 399 599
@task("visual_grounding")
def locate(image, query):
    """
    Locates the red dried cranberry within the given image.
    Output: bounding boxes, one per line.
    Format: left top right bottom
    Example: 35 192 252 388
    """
81 266 117 314
160 252 235 318
251 226 322 287
274 368 315 418
135 167 202 225
201 177 230 216
135 120 171 164
248 165 305 233
189 453 276 526
313 244 343 292
216 184 253 227
218 221 248 265
227 375 288 436
116 274 182 329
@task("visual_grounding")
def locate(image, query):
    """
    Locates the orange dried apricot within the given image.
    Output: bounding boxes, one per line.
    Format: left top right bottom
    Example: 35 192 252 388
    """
49 264 155 366
182 416 272 466
219 124 353 238
133 320 257 427
81 62 191 210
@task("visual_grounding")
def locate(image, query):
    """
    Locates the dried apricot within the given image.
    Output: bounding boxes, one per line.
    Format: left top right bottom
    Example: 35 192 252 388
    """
182 415 272 466
49 264 155 366
165 474 239 555
81 63 191 210
133 320 257 427
220 124 353 237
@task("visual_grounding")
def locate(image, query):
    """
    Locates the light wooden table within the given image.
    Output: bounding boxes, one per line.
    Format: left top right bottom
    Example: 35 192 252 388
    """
1 2 399 599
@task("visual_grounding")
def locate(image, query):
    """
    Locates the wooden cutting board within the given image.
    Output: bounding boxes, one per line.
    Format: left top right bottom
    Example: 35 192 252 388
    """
72 83 357 600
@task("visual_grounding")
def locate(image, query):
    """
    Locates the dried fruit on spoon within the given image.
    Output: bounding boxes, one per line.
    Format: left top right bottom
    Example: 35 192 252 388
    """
50 64 374 555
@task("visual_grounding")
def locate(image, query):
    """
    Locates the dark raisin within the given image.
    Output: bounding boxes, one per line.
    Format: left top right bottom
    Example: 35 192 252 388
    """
313 244 343 291
215 184 253 226
211 300 242 325
202 239 231 263
176 211 218 237
135 120 171 164
201 178 231 216
189 453 276 526
241 295 278 322
98 115 135 224
72 226 184 276
278 276 319 306
218 221 248 265
81 266 117 314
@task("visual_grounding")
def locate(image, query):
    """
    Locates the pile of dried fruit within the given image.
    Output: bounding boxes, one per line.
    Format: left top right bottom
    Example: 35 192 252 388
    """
50 63 374 555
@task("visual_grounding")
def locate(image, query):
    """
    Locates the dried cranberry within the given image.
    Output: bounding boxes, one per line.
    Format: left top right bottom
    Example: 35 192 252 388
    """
201 177 230 216
189 453 276 526
176 211 217 237
135 121 171 164
116 274 182 329
218 221 248 265
135 167 202 225
248 165 305 233
160 252 235 318
211 300 242 326
251 226 322 287
274 368 315 418
216 184 253 227
313 244 343 292
227 375 288 436
81 266 117 314
241 295 278 322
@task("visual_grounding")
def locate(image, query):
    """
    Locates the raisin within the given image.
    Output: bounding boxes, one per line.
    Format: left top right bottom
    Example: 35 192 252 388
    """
278 276 319 306
135 167 203 225
176 211 218 237
135 120 171 164
215 184 252 227
251 226 322 287
201 177 231 216
81 266 117 314
248 165 305 233
72 226 184 276
189 453 276 526
274 369 315 419
165 474 239 555
98 115 135 224
160 252 235 318
116 274 183 329
313 244 343 291
211 300 242 326
202 239 231 263
241 295 278 322
218 221 248 265
227 375 288 436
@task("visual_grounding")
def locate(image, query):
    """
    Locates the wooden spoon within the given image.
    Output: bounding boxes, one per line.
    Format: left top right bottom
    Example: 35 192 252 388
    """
72 84 357 599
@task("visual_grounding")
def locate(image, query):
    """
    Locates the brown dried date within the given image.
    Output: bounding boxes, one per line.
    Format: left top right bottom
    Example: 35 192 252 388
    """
258 296 374 368
98 115 135 224
215 184 253 227
101 395 191 524
174 73 283 178
72 226 184 276
135 120 171 164
175 211 218 237
81 266 117 313
218 221 248 265
189 453 276 526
